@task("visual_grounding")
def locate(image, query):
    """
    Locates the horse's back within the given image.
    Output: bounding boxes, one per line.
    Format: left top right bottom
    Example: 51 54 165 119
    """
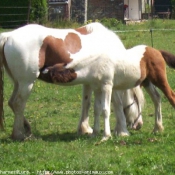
2 23 126 84
1 25 48 82
1 24 84 83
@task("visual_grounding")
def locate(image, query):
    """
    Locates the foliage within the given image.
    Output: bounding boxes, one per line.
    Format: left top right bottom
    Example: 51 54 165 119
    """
45 19 80 29
45 17 122 29
100 18 121 28
1 19 175 174
29 0 48 24
86 18 121 29
145 3 151 13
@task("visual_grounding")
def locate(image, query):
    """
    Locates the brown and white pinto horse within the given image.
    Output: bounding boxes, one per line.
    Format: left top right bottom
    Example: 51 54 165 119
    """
0 22 143 141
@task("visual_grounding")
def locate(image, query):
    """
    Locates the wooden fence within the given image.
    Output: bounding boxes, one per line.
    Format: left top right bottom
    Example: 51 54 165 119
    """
0 6 30 28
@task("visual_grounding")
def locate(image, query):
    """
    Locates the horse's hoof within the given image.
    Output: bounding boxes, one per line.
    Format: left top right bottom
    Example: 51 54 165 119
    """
24 119 31 136
77 123 93 135
11 132 25 141
77 126 93 135
153 125 164 133
24 134 36 141
117 131 130 137
114 128 130 136
89 131 98 138
95 135 112 145
101 135 112 142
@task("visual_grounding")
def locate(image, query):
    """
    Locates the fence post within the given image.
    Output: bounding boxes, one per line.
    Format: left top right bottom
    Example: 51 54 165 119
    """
84 0 88 23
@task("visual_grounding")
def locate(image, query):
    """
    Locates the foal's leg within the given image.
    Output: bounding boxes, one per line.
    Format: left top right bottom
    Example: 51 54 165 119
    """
147 55 175 107
144 53 175 132
77 84 93 135
112 90 130 136
143 81 164 132
10 82 34 140
100 84 112 141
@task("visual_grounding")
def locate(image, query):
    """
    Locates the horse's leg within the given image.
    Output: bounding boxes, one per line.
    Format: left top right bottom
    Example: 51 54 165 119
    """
10 82 34 140
143 81 164 132
112 90 130 136
100 84 112 141
8 82 30 134
92 90 102 136
77 84 93 135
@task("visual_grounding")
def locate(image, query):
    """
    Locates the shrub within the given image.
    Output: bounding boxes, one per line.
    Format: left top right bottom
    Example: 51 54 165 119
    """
99 18 121 28
86 18 121 28
30 0 48 24
171 0 175 19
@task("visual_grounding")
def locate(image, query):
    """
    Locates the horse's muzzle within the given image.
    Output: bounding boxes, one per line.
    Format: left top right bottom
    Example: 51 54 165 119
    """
132 115 143 130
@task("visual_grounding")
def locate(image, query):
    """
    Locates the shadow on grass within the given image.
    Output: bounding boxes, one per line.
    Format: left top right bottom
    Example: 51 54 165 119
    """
40 132 79 142
35 131 91 142
0 126 94 143
0 137 15 144
0 131 83 143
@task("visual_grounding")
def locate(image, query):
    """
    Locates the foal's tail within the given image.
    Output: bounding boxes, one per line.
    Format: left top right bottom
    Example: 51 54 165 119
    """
160 50 175 69
0 33 8 130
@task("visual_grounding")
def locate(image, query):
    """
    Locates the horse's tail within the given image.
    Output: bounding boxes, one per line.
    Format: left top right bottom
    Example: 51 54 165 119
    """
160 50 175 69
0 33 7 130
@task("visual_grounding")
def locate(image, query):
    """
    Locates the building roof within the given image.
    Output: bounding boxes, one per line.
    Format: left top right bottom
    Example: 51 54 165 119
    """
48 0 69 5
48 0 68 2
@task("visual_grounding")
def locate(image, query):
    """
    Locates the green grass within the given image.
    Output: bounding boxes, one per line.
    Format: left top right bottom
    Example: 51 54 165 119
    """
1 19 175 174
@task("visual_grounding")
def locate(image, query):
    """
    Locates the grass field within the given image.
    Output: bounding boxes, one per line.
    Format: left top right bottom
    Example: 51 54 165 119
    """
1 19 175 175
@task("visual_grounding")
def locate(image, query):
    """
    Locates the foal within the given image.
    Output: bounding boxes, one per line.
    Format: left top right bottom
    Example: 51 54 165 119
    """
44 45 175 141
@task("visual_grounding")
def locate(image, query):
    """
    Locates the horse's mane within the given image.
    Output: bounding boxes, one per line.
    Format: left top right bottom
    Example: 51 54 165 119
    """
77 22 124 46
132 86 145 108
84 22 123 40
82 22 110 33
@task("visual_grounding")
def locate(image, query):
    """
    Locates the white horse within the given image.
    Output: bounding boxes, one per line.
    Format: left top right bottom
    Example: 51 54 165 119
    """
0 22 144 140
